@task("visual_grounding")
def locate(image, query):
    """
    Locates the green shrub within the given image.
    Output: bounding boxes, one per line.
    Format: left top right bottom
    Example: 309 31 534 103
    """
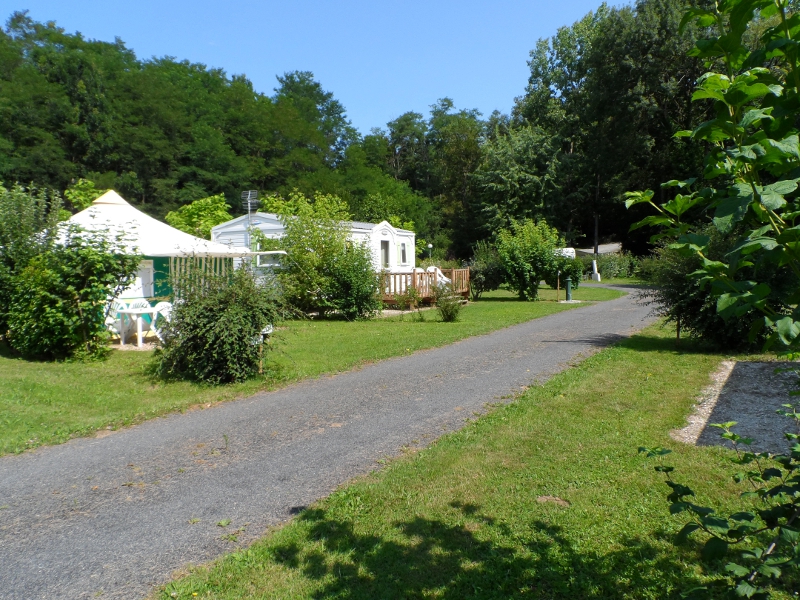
579 251 639 279
638 230 776 351
6 229 140 360
0 183 65 334
543 256 582 290
496 219 560 300
322 242 381 320
153 266 286 384
266 191 380 319
466 240 504 300
433 282 463 322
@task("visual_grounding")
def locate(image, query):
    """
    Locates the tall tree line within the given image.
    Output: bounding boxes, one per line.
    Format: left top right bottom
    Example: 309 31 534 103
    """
1 1 712 256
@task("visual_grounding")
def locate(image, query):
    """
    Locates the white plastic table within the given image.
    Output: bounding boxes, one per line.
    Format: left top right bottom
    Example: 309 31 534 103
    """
117 307 158 348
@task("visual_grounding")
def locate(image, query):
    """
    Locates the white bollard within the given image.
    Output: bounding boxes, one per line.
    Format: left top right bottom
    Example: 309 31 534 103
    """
591 259 601 282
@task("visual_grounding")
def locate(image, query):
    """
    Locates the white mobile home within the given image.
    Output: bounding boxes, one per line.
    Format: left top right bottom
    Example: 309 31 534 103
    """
211 213 416 271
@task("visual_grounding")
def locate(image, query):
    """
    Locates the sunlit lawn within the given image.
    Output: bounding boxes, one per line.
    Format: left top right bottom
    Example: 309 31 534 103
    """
0 285 623 455
157 325 797 600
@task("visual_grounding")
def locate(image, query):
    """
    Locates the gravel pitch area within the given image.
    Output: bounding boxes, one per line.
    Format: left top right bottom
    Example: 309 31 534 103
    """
0 289 652 599
671 360 800 454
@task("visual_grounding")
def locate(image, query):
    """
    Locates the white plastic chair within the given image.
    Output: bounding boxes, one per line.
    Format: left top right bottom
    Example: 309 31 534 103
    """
105 300 128 339
151 301 173 343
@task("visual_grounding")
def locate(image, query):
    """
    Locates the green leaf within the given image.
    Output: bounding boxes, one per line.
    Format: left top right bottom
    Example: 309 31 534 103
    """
662 178 697 188
740 107 773 128
763 135 800 161
776 316 800 345
701 515 732 536
680 8 717 30
756 563 781 579
725 562 751 577
780 526 799 544
623 190 654 209
759 180 796 211
714 184 754 233
663 194 702 218
701 536 728 561
629 215 673 232
735 580 759 598
725 82 774 107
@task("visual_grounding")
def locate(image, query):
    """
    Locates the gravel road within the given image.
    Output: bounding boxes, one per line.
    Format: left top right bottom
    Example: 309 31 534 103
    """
0 288 653 599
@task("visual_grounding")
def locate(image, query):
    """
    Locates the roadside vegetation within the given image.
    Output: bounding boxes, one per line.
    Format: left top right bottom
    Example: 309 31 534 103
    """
159 325 797 599
0 286 623 456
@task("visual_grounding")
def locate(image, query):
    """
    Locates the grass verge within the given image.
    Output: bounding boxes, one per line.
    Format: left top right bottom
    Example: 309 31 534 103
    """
0 286 623 455
157 325 796 600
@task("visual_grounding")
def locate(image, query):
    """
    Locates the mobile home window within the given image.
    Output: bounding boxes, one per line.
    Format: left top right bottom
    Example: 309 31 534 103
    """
400 243 407 264
380 240 390 268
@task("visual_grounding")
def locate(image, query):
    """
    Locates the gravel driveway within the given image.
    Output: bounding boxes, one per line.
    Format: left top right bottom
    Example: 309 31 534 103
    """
0 289 653 599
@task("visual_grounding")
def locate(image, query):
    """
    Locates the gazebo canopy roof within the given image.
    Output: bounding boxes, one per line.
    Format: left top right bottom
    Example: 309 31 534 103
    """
67 190 252 257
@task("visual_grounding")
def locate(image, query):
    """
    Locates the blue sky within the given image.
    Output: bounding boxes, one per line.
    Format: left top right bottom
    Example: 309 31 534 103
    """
11 1 621 134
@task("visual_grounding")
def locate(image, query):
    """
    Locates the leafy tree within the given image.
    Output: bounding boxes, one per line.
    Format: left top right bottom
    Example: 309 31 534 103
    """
64 178 105 212
0 183 64 332
265 191 380 319
512 0 708 251
473 125 560 234
274 70 359 165
628 1 800 595
164 193 233 239
6 227 140 360
495 219 561 300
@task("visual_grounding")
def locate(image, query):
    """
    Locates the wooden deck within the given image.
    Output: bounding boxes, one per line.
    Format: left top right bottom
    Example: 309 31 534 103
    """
380 268 470 304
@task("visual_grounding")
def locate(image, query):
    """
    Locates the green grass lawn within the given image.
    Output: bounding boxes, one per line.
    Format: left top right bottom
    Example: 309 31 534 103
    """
156 325 797 600
0 286 623 456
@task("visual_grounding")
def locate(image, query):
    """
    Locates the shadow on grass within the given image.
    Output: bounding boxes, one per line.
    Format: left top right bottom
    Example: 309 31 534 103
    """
620 332 720 356
270 502 702 599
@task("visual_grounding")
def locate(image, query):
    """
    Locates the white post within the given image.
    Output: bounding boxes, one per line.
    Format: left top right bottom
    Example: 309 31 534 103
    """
592 259 601 282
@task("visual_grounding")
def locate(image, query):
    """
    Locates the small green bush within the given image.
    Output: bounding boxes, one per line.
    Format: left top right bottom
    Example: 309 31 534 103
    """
467 240 504 300
266 191 380 319
496 219 560 300
323 242 381 320
6 229 140 360
543 256 582 290
579 251 639 279
0 183 65 334
153 266 287 384
637 228 780 350
433 282 463 322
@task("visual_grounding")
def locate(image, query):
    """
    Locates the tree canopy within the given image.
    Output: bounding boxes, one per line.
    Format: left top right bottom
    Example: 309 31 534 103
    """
1 1 716 258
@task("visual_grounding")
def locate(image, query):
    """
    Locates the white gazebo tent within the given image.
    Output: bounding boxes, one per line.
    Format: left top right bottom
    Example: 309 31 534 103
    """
67 190 254 299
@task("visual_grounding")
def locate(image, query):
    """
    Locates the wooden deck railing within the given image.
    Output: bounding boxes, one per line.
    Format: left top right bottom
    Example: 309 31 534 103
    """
380 268 470 303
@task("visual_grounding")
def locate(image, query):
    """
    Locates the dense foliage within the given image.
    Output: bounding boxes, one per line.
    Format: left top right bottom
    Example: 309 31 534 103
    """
628 0 800 595
495 219 561 300
638 231 775 350
153 266 285 384
542 255 583 291
264 191 381 319
0 184 64 333
6 228 139 360
466 240 504 300
164 194 233 239
0 1 711 259
579 251 640 279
